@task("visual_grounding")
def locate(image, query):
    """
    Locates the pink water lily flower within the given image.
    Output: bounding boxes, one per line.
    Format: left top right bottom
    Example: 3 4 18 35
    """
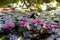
53 25 59 29
21 17 27 21
36 19 42 23
8 24 14 28
20 21 27 26
31 21 37 25
3 25 9 30
45 24 50 28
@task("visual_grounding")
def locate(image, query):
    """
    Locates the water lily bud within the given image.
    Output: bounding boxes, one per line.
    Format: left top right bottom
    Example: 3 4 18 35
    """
44 24 50 29
31 21 37 25
53 25 59 29
20 21 27 26
3 25 9 30
8 24 14 28
36 19 42 23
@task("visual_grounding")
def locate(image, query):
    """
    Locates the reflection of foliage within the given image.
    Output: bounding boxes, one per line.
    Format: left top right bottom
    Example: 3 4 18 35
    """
21 0 37 8
21 0 54 8
46 7 56 11
56 0 60 6
7 5 12 8
46 5 56 11
51 7 56 10
42 0 54 3
0 0 54 7
0 0 20 6
0 0 57 11
56 0 60 3
38 8 42 12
